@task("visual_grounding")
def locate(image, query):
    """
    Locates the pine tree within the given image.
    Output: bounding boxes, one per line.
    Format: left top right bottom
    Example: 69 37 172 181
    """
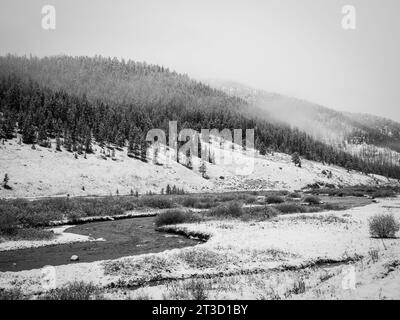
3 173 9 188
22 118 36 144
56 134 62 151
140 141 148 162
291 152 301 167
84 131 93 154
166 184 171 195
133 142 140 159
259 143 267 156
0 112 15 139
64 130 73 152
153 145 160 165
38 125 49 147
77 143 83 155
186 152 193 170
199 161 207 178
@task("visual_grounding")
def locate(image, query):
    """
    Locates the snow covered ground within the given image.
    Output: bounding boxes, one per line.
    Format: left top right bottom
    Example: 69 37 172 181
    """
0 225 104 252
1 197 399 299
0 138 397 198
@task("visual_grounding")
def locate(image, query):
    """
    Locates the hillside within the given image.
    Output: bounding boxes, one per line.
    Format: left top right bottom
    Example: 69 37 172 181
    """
1 55 400 183
0 135 397 199
206 79 400 150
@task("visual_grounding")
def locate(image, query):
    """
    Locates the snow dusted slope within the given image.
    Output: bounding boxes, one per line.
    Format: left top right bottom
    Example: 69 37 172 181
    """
0 137 397 198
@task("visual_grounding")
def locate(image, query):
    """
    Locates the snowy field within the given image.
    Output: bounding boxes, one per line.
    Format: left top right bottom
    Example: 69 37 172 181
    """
1 196 399 299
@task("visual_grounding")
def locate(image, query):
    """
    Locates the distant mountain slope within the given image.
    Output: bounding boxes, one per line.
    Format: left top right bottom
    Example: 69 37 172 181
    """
205 79 400 151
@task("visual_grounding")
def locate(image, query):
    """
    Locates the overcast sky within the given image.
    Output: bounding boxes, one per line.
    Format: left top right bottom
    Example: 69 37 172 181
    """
1 0 399 121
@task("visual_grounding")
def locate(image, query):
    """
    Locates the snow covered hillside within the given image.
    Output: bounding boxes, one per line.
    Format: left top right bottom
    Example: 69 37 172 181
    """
0 137 398 199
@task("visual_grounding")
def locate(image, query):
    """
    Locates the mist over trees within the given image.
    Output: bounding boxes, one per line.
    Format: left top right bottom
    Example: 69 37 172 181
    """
1 55 400 179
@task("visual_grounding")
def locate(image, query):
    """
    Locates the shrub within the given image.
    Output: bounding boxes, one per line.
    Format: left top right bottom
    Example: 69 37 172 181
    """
368 248 379 263
303 196 321 205
226 201 243 217
307 186 400 199
208 205 225 217
19 228 54 240
67 208 87 222
17 209 59 227
277 190 290 196
369 214 400 238
371 190 396 199
321 203 344 211
209 201 243 218
288 193 302 199
266 196 285 204
241 206 280 221
195 201 217 209
40 281 102 300
182 197 199 208
288 279 306 295
155 209 196 227
275 203 306 214
0 195 175 229
218 194 237 202
0 210 18 235
243 195 257 204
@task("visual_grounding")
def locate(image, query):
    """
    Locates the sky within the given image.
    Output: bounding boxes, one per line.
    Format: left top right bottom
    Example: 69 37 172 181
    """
0 0 399 121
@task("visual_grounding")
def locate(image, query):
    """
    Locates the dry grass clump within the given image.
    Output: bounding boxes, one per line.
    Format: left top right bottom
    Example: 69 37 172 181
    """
240 206 280 221
0 287 25 300
40 281 102 300
0 209 54 240
288 214 348 224
163 279 211 300
288 193 302 199
104 254 174 277
177 248 228 269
